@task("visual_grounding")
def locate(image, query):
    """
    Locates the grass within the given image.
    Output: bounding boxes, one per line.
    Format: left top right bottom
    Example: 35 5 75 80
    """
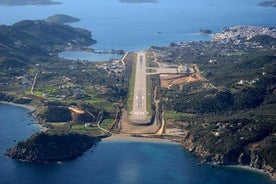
45 87 58 95
24 90 44 97
164 111 196 120
127 54 137 113
71 124 98 130
44 122 108 136
146 76 152 116
70 124 106 136
28 68 39 74
33 91 44 97
100 118 115 130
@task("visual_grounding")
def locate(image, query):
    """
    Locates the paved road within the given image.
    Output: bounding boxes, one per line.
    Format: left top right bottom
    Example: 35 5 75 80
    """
130 52 149 123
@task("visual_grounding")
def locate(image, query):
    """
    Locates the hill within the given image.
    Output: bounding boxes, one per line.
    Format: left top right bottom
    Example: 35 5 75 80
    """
151 26 276 178
6 132 99 162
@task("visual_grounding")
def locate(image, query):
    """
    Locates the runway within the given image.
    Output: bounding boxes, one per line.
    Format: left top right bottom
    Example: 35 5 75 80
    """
130 52 149 123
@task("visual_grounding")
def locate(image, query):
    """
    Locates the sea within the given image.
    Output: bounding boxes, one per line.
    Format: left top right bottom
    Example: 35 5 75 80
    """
0 0 276 60
0 103 275 184
0 0 276 183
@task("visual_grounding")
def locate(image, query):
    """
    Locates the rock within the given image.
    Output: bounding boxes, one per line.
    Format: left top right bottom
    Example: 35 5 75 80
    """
6 132 99 162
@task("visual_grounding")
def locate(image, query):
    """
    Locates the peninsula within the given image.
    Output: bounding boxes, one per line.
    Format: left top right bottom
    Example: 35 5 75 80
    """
6 133 99 162
258 0 276 8
0 0 61 6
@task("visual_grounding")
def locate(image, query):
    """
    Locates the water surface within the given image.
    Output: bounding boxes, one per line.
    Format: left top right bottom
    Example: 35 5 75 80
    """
0 0 275 51
0 103 275 184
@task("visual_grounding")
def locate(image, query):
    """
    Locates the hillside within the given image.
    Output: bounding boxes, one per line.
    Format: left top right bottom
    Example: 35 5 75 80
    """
0 19 123 139
6 132 99 162
152 26 276 178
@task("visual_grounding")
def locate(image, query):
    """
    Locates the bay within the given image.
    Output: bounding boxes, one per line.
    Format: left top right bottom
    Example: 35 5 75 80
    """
0 103 275 184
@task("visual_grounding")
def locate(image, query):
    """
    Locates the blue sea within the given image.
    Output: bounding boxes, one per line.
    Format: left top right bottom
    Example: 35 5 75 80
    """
0 103 275 184
1 0 275 61
0 0 276 52
1 0 276 183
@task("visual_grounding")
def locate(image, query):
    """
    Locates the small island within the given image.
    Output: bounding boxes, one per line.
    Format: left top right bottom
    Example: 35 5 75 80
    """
6 132 99 162
46 14 80 25
0 0 61 6
258 0 276 8
200 29 212 35
119 0 158 3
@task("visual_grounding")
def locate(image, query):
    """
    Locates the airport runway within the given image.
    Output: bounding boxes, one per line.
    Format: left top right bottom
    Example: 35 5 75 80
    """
130 52 149 123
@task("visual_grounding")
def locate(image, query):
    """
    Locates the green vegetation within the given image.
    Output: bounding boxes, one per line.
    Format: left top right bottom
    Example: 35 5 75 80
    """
0 20 124 140
164 111 196 121
153 30 276 169
146 76 152 116
6 132 99 162
101 119 115 131
126 54 137 113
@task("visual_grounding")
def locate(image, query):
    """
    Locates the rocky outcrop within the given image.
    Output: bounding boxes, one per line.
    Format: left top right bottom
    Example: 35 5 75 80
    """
180 132 276 179
6 132 99 162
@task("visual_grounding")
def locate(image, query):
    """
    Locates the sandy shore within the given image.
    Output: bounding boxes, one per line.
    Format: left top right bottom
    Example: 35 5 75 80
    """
0 101 48 132
0 101 35 111
102 134 179 145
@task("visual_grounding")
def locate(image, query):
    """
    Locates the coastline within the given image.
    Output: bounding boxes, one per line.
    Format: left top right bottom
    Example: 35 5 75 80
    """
1 101 275 181
102 133 179 145
227 165 276 181
0 101 35 111
0 101 48 132
103 134 276 181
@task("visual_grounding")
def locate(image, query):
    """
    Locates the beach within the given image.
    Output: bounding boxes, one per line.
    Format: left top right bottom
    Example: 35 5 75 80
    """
102 133 179 145
0 101 35 111
0 101 48 132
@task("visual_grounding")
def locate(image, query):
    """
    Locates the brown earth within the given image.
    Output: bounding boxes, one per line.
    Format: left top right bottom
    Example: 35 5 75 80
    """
160 73 204 88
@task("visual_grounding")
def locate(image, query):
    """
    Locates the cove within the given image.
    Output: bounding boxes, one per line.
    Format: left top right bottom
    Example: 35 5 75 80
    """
0 103 275 184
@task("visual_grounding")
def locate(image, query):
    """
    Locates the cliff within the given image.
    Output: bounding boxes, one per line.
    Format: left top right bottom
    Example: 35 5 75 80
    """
6 132 99 162
180 131 276 179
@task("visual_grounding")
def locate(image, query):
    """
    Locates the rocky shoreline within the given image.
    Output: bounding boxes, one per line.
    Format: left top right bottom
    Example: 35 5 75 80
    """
1 92 275 180
178 135 276 181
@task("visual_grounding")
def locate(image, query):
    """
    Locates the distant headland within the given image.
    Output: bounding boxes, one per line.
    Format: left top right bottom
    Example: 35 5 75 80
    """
199 29 212 35
119 0 158 3
0 0 61 6
46 14 80 25
258 0 276 8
